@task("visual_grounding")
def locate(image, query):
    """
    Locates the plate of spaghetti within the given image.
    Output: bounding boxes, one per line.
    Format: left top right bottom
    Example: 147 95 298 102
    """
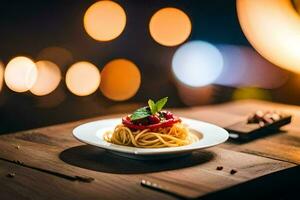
73 97 229 159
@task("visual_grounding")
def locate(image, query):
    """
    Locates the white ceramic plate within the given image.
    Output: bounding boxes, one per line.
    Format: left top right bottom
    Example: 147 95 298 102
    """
73 117 229 159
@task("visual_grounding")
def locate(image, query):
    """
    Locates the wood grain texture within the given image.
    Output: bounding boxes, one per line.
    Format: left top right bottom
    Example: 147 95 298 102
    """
0 159 176 200
0 100 299 199
0 133 295 199
174 100 300 164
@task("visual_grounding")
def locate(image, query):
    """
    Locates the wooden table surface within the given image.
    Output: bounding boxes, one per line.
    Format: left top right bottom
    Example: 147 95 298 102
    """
0 100 299 200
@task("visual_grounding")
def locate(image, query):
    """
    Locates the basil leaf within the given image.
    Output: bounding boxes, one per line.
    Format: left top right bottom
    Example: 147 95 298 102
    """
155 97 168 112
130 107 151 121
148 99 157 114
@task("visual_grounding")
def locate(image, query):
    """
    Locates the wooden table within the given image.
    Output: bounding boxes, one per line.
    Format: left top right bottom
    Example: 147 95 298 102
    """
0 100 299 199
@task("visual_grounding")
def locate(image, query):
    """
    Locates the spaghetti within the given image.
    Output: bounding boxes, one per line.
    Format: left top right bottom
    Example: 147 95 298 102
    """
103 97 199 148
104 123 197 148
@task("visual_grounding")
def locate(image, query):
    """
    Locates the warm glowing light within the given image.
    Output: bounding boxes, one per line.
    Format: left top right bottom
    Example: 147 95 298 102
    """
149 7 192 46
30 60 61 96
215 45 289 89
0 62 4 92
237 0 300 73
4 56 38 92
84 0 126 41
100 59 141 101
232 87 272 101
172 41 223 87
66 61 101 96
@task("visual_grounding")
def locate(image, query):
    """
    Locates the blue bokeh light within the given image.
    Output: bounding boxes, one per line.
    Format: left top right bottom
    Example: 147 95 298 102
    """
172 41 223 87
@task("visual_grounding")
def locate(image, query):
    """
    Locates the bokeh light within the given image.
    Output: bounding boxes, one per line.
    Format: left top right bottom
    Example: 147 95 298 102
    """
66 61 101 96
100 59 141 101
232 87 272 101
237 0 300 73
4 56 38 92
30 60 61 96
149 7 191 46
84 0 126 41
37 46 73 68
172 40 223 87
0 62 4 92
215 45 289 89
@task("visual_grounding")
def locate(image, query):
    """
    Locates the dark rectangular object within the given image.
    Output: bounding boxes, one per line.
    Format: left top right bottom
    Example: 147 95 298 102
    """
226 114 292 141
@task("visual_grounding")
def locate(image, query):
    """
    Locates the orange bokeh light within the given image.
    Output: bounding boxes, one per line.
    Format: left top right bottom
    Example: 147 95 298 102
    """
237 0 300 73
30 60 61 96
66 61 101 96
4 56 38 92
100 59 141 101
149 7 192 46
84 0 126 41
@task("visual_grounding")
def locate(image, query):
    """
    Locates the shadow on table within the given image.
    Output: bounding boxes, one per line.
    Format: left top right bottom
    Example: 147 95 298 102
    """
59 145 214 174
200 165 300 200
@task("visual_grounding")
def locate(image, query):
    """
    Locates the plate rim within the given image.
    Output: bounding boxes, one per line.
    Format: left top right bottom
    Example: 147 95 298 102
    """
72 117 229 155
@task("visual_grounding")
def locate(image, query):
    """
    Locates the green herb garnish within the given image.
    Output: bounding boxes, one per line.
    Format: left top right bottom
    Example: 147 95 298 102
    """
130 107 150 121
130 97 168 121
154 97 168 113
148 99 157 114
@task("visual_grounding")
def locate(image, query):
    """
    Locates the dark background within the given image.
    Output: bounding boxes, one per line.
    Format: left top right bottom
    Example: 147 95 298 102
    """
0 0 296 134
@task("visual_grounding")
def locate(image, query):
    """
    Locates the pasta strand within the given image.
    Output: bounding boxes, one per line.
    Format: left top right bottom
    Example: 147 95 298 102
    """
104 123 198 148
